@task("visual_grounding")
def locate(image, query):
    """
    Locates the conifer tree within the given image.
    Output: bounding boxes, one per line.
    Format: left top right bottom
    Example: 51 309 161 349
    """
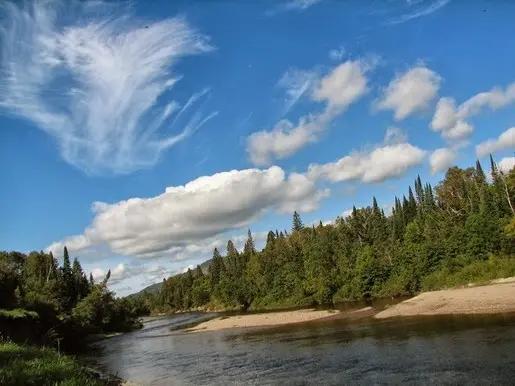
243 229 255 256
292 211 304 232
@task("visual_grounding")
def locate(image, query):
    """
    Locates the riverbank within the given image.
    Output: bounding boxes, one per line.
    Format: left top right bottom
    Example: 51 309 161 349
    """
186 306 376 333
375 279 515 319
0 341 138 386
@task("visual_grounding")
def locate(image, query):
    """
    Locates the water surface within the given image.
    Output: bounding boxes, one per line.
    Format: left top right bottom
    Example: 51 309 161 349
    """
88 309 515 385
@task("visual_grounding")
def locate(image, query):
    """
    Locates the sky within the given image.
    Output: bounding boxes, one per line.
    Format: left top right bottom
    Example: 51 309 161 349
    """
1 0 514 296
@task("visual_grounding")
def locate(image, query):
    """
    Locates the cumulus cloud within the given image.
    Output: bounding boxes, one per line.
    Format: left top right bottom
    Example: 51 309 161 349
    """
247 58 375 166
91 263 131 284
431 84 515 141
46 166 328 259
499 157 515 174
91 262 175 289
475 127 515 158
308 142 426 184
429 147 456 174
0 0 216 175
375 66 441 120
384 127 408 145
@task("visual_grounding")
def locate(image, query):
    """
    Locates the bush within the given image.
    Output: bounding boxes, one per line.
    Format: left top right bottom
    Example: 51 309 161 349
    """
422 256 515 291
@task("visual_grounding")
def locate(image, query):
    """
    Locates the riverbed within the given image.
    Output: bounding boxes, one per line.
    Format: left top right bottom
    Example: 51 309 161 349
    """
86 306 515 385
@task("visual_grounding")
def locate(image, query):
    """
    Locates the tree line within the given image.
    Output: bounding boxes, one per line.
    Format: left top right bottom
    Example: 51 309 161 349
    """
1 155 514 333
0 247 146 349
141 156 515 313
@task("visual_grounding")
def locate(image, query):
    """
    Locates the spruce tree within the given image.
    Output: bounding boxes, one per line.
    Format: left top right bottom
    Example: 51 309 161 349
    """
292 211 304 232
243 229 255 256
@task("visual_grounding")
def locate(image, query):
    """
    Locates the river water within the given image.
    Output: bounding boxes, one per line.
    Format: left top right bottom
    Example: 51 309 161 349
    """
87 308 515 385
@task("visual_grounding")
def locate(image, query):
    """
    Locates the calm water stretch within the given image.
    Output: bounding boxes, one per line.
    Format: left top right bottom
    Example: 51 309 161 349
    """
87 305 515 385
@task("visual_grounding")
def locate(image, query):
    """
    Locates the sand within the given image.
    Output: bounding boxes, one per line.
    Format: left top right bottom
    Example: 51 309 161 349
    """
186 309 340 332
375 280 515 319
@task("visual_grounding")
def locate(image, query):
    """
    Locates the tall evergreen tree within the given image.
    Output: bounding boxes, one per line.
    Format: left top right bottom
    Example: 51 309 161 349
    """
292 211 304 232
243 229 255 256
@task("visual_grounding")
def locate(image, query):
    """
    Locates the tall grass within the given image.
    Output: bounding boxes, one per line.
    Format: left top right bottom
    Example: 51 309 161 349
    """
0 341 104 386
422 256 515 291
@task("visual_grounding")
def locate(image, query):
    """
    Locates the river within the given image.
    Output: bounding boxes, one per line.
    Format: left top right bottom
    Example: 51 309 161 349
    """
86 308 515 385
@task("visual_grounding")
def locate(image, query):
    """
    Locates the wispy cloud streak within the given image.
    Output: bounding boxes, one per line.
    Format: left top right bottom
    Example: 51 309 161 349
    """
385 0 450 25
0 0 216 175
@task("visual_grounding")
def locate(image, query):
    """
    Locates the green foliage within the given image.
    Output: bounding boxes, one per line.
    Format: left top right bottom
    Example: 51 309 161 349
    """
138 157 515 313
422 256 515 291
0 309 39 319
0 248 142 348
6 158 514 323
0 342 104 386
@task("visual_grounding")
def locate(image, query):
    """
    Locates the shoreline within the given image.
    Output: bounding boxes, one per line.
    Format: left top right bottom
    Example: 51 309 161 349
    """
185 306 375 333
375 280 515 319
181 279 515 333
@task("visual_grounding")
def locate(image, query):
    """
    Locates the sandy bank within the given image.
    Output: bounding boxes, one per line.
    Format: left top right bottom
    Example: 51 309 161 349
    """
187 309 341 332
375 281 515 319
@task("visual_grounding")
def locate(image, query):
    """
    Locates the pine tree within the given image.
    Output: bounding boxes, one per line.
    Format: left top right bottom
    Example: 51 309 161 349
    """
415 175 424 206
59 246 75 312
292 211 304 232
210 248 223 287
475 160 487 185
243 229 255 256
194 265 204 278
266 231 276 248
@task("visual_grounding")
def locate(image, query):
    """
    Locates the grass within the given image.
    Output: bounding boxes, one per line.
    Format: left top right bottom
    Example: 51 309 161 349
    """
0 341 106 386
0 309 39 319
422 256 515 291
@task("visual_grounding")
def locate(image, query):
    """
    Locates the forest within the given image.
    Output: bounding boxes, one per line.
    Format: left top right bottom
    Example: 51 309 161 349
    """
1 156 515 340
0 247 145 351
139 156 515 314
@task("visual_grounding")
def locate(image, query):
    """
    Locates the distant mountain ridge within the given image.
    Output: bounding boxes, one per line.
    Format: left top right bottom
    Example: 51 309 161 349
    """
130 257 214 297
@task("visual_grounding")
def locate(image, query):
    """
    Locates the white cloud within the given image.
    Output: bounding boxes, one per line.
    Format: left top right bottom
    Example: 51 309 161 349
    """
441 120 473 140
499 157 515 174
386 0 451 25
375 66 441 120
277 68 318 114
283 0 323 11
46 166 328 259
247 58 374 166
308 142 426 184
341 209 354 218
329 46 345 61
247 116 319 165
476 127 515 158
91 263 130 284
432 84 515 141
0 0 216 175
429 147 456 174
384 127 408 145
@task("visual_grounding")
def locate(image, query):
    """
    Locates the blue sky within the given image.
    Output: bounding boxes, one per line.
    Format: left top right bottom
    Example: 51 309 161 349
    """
1 0 514 295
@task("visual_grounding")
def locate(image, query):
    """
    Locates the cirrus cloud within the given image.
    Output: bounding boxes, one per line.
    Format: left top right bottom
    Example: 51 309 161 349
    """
0 0 216 175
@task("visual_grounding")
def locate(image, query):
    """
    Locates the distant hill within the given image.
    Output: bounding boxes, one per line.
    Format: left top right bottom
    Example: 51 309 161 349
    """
130 257 215 297
131 280 164 297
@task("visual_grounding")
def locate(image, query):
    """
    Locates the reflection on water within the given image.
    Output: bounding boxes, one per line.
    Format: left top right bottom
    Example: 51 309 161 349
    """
87 309 515 386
